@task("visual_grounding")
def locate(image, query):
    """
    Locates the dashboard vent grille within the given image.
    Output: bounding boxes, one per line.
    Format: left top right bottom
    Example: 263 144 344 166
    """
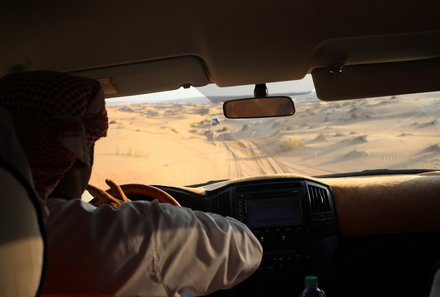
213 191 230 216
236 181 302 194
308 185 330 213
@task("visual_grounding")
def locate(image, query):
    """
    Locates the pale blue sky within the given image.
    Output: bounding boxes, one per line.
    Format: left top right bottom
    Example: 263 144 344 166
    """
108 75 314 104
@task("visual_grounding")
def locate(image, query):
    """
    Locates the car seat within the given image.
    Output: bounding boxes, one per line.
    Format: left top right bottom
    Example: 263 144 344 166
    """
429 267 440 297
0 107 45 297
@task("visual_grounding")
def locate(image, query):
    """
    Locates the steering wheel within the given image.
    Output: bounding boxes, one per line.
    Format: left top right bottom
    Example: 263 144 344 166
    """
88 182 181 207
108 183 180 206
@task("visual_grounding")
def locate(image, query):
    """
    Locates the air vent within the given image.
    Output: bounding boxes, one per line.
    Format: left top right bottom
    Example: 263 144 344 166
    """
236 181 302 195
308 185 330 213
213 191 230 216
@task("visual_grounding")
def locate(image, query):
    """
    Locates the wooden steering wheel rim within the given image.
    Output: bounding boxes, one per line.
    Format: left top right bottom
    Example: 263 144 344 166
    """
107 183 180 206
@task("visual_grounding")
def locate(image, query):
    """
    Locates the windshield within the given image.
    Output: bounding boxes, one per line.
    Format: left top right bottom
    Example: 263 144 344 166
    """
89 77 440 188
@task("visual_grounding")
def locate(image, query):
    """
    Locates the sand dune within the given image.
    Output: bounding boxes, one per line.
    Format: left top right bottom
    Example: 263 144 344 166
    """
421 144 440 154
89 93 440 188
344 150 369 159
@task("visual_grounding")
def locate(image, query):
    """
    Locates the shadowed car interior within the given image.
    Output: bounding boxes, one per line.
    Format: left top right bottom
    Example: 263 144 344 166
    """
1 1 440 297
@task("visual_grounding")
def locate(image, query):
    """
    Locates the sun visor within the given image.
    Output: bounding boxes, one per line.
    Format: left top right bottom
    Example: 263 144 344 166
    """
70 56 210 98
312 57 440 101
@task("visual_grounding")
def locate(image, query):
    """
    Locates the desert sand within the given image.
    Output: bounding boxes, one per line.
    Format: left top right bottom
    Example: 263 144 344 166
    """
89 93 440 189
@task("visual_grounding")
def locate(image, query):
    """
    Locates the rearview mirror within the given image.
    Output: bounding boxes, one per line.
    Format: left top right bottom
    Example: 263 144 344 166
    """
223 97 295 119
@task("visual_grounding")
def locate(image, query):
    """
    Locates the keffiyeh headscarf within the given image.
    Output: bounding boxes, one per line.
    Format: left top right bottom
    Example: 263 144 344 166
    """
0 71 108 200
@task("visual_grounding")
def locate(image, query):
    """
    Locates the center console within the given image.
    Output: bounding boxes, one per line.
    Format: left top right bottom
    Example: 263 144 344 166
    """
212 179 338 296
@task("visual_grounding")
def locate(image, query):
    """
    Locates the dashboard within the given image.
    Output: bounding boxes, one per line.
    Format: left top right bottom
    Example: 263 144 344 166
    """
132 172 440 297
154 178 339 296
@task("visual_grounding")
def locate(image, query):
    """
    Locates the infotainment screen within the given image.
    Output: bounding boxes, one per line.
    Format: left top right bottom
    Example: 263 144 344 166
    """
246 196 303 228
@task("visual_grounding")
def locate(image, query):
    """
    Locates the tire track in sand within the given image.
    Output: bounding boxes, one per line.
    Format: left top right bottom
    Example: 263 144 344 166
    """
223 137 330 177
220 139 289 177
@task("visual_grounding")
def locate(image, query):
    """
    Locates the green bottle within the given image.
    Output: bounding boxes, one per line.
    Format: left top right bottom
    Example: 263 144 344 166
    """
299 275 327 297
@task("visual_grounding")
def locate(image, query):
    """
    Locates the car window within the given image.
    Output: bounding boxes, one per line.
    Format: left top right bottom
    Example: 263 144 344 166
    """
89 77 440 188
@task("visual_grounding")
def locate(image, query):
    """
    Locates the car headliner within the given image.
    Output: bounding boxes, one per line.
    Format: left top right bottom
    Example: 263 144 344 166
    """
1 0 439 99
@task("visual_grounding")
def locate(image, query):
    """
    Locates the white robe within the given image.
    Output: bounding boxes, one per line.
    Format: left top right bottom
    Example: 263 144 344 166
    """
45 198 262 297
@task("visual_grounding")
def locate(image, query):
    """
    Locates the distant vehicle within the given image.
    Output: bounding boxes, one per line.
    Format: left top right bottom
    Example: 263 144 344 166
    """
211 116 220 126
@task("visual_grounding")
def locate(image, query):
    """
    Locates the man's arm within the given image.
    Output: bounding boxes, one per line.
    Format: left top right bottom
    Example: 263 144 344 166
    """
45 199 262 296
148 201 262 296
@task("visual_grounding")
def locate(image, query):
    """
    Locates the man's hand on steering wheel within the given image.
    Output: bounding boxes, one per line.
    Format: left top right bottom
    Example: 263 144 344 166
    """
87 179 181 208
87 179 131 208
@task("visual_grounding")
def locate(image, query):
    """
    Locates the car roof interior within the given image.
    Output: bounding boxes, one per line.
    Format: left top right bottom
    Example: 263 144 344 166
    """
2 2 440 297
1 0 439 99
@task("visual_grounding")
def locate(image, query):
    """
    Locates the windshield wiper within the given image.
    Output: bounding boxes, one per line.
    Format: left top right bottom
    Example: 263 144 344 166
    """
186 179 229 188
316 168 438 178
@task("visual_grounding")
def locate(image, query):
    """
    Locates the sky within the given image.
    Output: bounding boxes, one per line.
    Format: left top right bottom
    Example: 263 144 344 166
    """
107 75 315 105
